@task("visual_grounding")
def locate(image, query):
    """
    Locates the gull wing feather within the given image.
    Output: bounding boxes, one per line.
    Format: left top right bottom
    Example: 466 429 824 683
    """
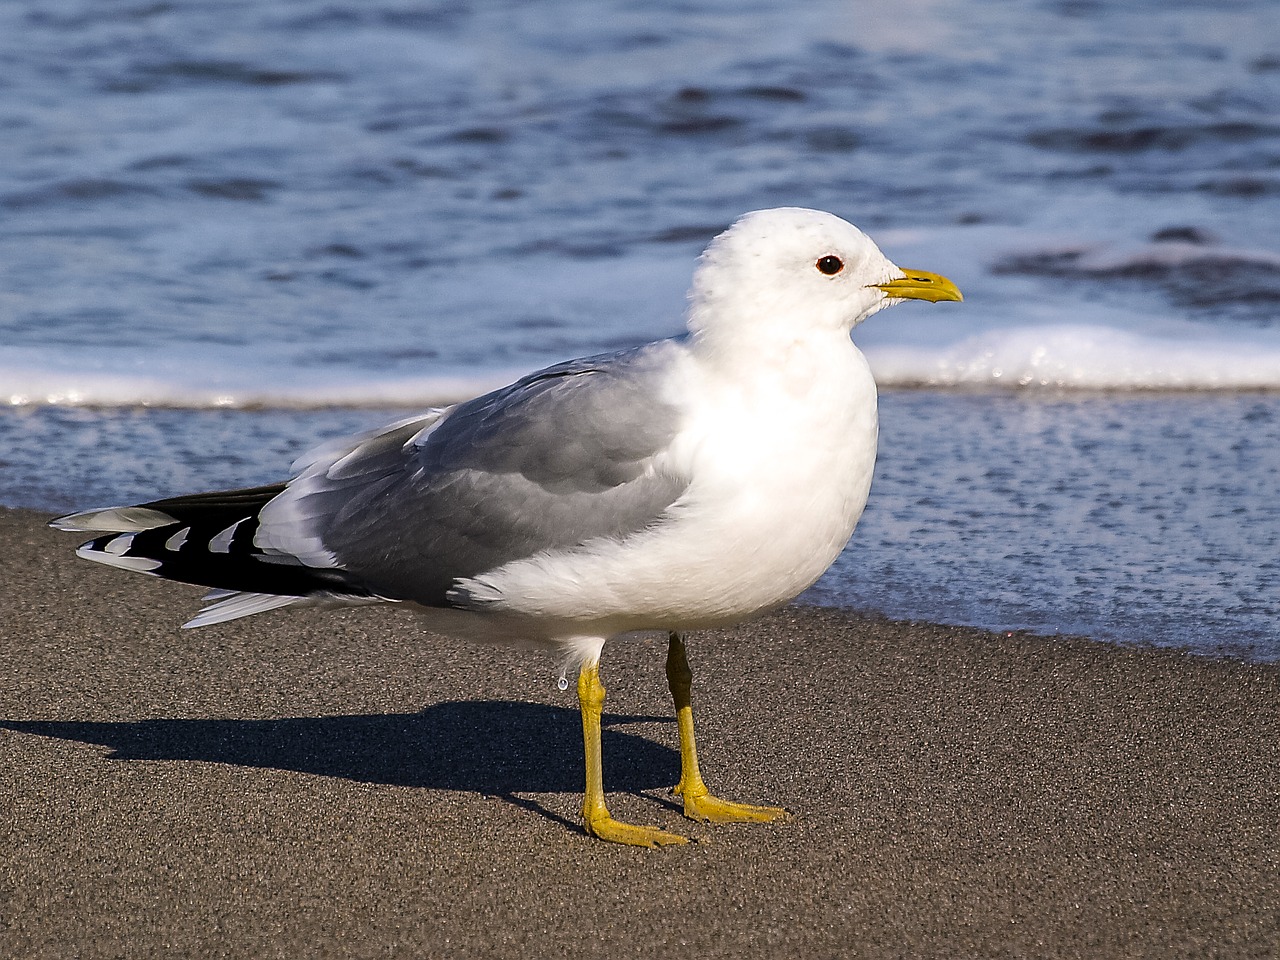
256 342 692 607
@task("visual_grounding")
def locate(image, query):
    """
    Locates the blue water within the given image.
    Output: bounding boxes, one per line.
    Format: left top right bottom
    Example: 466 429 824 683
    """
1 0 1278 658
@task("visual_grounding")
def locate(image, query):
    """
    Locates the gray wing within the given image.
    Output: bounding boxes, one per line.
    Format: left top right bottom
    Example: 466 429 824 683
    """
259 341 690 607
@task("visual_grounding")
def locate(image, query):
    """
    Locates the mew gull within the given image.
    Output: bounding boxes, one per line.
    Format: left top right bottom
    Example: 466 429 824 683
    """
52 207 961 847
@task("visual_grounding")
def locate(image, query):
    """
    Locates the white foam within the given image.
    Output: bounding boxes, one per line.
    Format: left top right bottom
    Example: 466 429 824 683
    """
866 324 1280 391
1059 241 1280 274
0 363 522 410
7 323 1280 407
860 224 1280 391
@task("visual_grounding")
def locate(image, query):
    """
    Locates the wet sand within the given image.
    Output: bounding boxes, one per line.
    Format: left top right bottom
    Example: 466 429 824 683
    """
2 506 1277 958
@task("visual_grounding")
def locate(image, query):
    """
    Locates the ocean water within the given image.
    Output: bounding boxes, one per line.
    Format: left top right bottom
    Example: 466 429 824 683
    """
1 0 1277 658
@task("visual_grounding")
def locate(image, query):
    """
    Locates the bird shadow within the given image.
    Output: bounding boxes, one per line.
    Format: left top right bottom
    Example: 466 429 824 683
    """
1 702 679 833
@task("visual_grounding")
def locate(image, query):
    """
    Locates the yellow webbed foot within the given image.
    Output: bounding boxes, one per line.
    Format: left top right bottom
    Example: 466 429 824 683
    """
675 784 787 824
578 659 691 848
585 812 690 848
663 634 788 828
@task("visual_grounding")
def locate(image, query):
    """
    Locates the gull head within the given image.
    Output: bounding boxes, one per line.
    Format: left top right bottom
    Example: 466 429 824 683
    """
687 207 961 347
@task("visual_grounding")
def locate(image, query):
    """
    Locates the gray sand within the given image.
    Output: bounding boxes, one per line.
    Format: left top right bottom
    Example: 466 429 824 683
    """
2 507 1277 958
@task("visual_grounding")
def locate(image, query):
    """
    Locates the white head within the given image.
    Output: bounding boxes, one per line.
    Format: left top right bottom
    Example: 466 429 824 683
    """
687 207 960 351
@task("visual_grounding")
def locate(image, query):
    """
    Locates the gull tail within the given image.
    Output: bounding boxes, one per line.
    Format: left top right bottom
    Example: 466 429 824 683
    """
51 484 378 627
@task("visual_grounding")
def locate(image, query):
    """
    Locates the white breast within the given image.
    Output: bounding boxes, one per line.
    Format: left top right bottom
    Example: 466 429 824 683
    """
465 333 879 634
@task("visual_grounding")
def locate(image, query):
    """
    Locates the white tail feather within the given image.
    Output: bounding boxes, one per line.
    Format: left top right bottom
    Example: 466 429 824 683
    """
183 592 305 628
182 589 391 628
76 540 163 573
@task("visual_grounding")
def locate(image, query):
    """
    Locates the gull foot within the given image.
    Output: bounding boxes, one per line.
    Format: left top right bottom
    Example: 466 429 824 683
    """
676 787 787 824
586 813 690 848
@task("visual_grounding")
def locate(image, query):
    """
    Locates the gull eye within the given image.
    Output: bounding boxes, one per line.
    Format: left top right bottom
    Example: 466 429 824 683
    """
816 255 844 276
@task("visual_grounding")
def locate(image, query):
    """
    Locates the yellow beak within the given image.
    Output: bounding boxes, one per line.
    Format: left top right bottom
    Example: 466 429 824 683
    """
873 269 963 303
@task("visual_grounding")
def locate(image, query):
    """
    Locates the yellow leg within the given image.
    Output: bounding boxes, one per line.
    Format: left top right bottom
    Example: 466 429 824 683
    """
665 632 787 824
579 660 688 847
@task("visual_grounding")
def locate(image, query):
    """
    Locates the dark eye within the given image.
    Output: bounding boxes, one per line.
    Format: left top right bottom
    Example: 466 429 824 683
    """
816 255 844 276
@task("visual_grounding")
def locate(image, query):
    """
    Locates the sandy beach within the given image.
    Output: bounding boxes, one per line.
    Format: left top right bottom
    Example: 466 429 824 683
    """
2 505 1277 958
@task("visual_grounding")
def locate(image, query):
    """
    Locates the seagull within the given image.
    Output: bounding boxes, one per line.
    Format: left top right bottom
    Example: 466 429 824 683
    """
51 207 961 847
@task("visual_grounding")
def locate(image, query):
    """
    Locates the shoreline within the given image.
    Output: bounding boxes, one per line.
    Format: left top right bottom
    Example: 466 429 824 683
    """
3 506 1278 957
7 394 1279 662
